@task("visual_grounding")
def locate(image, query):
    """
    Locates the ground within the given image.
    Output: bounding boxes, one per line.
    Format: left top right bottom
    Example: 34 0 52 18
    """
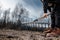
0 29 60 40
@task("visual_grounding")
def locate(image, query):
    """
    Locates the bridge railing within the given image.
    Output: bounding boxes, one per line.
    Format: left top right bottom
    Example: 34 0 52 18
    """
23 22 50 28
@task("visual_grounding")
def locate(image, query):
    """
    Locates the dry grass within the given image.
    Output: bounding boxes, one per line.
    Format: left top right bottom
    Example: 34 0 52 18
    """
0 29 60 40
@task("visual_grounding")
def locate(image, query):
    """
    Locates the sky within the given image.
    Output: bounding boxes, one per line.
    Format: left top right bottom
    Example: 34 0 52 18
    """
0 0 44 20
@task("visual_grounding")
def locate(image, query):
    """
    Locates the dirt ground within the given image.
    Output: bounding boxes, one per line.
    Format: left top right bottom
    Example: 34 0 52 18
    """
0 29 60 40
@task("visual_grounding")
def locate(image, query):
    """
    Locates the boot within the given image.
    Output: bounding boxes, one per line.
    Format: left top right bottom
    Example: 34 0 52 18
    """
43 27 53 33
46 27 60 37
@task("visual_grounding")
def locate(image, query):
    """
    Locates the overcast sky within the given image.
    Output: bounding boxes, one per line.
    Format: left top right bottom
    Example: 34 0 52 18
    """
0 0 43 20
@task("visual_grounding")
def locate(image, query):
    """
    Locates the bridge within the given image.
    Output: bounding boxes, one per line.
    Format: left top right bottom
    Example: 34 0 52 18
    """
21 14 51 31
